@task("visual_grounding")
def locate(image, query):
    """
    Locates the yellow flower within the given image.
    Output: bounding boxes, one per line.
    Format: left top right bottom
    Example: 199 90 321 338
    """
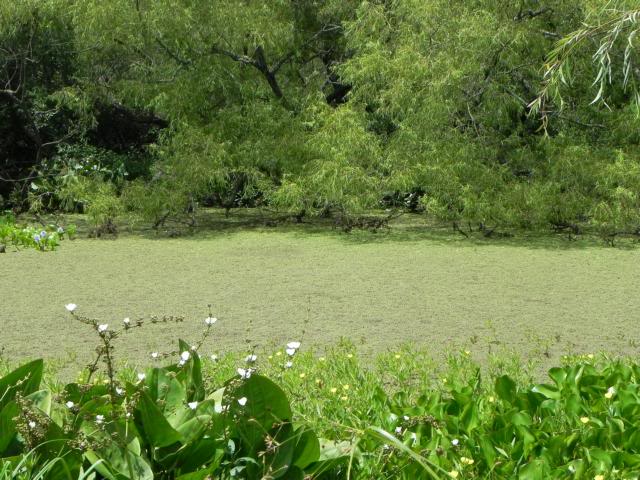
587 354 594 359
330 387 338 394
315 378 322 384
341 395 348 401
464 350 470 355
276 351 282 356
347 353 353 359
394 354 401 359
594 475 604 480
580 417 590 424
460 457 474 465
449 470 459 479
268 355 273 360
342 384 350 390
318 357 326 362
299 373 306 379
488 396 495 403
442 378 448 384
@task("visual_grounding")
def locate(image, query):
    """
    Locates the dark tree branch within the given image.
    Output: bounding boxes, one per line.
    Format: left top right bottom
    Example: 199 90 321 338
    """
155 37 191 67
514 7 552 21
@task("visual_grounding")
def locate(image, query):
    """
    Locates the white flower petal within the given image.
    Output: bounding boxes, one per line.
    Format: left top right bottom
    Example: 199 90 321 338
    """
188 401 198 410
180 351 190 362
97 324 108 332
65 303 77 312
286 341 301 350
237 397 248 406
65 401 75 408
285 348 296 356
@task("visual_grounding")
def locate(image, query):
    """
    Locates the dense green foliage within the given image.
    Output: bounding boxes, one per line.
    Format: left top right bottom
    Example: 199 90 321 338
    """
0 213 74 251
1 1 639 239
4 327 640 478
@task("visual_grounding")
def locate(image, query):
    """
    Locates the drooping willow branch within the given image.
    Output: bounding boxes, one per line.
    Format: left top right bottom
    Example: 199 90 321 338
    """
529 8 640 130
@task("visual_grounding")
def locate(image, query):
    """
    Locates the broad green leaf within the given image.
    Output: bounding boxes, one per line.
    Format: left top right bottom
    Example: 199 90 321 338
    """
136 390 182 448
230 374 292 453
292 427 320 469
0 359 43 410
495 375 517 404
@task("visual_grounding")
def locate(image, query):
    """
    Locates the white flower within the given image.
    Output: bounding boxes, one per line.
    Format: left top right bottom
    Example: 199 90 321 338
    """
123 317 130 325
395 426 403 434
96 415 104 424
191 345 197 351
97 324 108 333
214 404 223 413
410 432 417 444
151 352 159 359
287 341 301 350
237 368 252 379
237 397 248 406
178 360 185 367
188 401 198 410
115 387 124 396
65 401 75 408
210 354 218 362
285 361 293 369
205 316 217 326
403 415 410 421
286 348 296 356
605 386 616 399
28 421 37 429
180 351 191 362
65 303 77 312
137 372 146 381
245 354 257 363
57 226 64 234
451 439 459 446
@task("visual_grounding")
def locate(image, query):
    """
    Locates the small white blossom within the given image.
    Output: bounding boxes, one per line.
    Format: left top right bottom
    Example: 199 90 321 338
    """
285 361 293 369
205 317 217 326
28 421 37 429
115 387 124 396
65 303 77 312
97 324 108 333
451 439 459 446
65 401 75 409
96 415 104 424
123 317 130 325
237 368 252 379
57 227 64 234
286 341 301 350
395 426 403 434
285 348 296 356
191 345 197 351
210 354 218 362
151 352 159 359
137 372 146 381
180 351 191 362
245 354 257 363
214 404 223 413
403 415 410 421
605 386 616 399
188 401 198 410
237 397 248 406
